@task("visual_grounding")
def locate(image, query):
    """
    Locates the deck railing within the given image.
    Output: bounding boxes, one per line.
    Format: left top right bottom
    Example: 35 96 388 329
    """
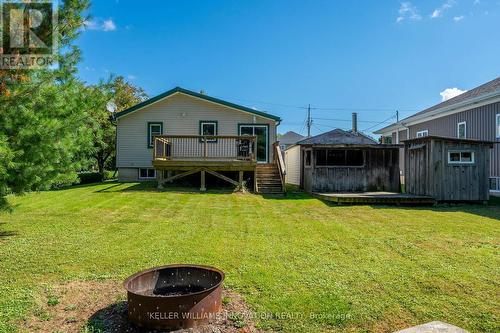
273 143 287 193
153 135 257 162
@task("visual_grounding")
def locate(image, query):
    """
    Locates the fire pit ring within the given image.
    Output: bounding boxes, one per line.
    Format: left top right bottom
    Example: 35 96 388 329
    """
124 264 225 330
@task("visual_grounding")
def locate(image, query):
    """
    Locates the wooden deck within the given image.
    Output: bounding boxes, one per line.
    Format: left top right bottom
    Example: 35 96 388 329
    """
153 135 258 171
313 192 436 205
153 158 257 171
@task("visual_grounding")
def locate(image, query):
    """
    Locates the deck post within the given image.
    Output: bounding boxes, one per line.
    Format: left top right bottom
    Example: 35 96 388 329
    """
239 171 244 187
254 170 257 193
200 170 206 191
157 169 164 189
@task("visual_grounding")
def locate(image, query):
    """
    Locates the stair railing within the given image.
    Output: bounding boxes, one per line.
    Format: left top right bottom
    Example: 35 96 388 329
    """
273 143 286 193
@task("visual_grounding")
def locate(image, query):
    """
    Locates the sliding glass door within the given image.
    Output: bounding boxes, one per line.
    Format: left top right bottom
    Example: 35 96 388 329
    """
239 125 268 163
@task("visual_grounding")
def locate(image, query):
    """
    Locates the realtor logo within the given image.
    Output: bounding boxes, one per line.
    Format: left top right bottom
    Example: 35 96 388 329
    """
0 0 57 69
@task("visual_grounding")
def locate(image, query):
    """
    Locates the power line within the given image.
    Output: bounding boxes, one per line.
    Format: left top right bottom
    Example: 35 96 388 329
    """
361 115 398 132
313 117 395 124
213 94 418 114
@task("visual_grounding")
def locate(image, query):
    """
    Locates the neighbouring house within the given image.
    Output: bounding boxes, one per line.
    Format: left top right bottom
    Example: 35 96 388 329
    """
285 118 401 192
404 136 493 202
278 131 305 151
374 76 500 193
114 87 285 194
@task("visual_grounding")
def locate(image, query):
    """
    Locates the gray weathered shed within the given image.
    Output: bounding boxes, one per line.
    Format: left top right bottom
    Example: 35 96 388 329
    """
404 136 494 202
296 129 402 193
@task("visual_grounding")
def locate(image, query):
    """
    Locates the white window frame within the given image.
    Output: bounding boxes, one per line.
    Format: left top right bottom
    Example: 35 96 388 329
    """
490 177 500 192
138 168 156 179
448 151 475 165
416 130 429 138
457 121 467 139
496 114 500 139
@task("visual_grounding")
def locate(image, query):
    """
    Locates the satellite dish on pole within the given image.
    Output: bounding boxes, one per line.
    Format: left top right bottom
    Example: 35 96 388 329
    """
106 101 117 113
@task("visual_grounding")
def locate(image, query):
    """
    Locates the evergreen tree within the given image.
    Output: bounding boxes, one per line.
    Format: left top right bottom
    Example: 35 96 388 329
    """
0 0 91 198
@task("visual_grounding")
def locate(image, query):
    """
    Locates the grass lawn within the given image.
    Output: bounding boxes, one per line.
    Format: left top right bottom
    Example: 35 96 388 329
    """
0 182 499 332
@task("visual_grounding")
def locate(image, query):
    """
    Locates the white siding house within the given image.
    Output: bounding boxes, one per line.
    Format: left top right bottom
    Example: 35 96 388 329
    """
115 87 281 182
284 145 301 185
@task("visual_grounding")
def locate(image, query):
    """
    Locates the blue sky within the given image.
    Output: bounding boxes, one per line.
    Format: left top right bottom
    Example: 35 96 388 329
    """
76 0 500 136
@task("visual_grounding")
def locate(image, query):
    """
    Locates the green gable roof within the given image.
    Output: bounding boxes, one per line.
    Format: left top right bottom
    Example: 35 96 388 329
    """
114 87 281 122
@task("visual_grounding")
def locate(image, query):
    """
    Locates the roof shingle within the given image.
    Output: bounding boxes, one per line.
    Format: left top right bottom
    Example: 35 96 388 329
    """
297 129 378 145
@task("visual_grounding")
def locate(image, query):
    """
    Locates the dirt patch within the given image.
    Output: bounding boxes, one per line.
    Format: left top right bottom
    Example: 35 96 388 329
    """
24 280 263 333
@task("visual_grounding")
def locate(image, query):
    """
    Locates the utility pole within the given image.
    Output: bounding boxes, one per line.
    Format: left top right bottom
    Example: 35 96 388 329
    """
396 110 399 122
307 104 312 137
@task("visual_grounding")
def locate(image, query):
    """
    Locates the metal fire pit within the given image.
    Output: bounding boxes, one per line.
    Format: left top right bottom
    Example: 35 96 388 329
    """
124 264 224 330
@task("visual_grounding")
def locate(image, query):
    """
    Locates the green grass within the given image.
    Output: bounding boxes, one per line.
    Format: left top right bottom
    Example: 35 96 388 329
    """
0 182 499 332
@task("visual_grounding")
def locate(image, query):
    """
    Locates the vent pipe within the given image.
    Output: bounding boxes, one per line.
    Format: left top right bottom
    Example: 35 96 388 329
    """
352 112 358 133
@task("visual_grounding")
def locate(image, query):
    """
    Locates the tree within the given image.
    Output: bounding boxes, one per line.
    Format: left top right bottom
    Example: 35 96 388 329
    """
85 76 147 175
0 0 92 198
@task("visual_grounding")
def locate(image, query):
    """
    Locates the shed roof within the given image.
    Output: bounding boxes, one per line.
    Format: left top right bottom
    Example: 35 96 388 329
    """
297 129 379 145
402 135 496 147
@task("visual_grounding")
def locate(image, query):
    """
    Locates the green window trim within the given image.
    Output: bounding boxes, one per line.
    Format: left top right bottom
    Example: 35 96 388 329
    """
199 121 218 142
147 122 163 148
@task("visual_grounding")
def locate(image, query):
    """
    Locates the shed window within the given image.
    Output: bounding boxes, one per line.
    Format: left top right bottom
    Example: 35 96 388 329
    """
448 151 475 164
148 122 163 148
490 177 500 192
416 130 428 138
139 168 156 179
305 150 312 166
315 149 364 167
496 114 500 138
457 122 466 139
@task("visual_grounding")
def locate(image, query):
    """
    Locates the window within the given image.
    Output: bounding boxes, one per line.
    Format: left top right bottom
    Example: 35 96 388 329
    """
315 149 364 167
448 151 475 164
139 168 156 179
384 136 393 144
305 150 312 167
496 114 500 138
490 177 500 192
416 130 429 138
200 121 218 142
148 122 163 148
457 121 467 139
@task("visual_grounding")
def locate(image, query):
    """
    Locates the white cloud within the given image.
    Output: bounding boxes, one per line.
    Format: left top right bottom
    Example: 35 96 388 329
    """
473 0 480 4
397 2 422 23
453 15 465 22
127 75 137 80
431 0 456 18
102 19 116 32
84 18 117 32
440 87 467 101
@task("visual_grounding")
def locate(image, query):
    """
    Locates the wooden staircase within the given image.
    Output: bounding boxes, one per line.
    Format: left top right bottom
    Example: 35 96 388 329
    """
256 163 285 195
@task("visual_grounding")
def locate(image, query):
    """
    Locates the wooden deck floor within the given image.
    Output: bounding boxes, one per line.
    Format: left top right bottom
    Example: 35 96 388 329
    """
313 192 436 205
153 158 257 171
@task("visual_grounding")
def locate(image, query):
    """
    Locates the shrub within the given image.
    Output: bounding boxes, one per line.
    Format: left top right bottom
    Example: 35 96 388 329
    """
78 172 104 185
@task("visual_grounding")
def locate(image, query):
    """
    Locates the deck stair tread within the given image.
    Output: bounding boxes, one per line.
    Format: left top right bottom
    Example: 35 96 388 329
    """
256 164 284 195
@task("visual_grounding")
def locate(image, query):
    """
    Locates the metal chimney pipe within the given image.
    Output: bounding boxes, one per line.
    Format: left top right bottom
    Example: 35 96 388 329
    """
352 112 358 133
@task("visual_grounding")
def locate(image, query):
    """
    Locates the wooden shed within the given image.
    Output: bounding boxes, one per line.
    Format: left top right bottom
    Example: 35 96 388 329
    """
404 136 494 202
292 129 402 193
